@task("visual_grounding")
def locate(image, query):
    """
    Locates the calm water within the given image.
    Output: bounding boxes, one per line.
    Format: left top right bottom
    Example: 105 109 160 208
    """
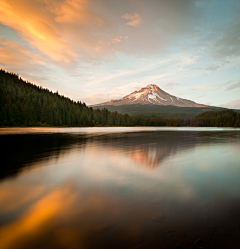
1 127 240 249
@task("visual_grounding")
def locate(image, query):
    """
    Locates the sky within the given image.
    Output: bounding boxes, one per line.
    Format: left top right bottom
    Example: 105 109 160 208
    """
0 0 240 108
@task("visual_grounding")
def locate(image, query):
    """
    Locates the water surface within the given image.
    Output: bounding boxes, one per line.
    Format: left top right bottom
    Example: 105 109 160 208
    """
1 127 240 249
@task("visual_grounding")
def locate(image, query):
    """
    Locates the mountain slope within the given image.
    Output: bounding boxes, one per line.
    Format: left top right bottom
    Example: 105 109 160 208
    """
92 84 207 108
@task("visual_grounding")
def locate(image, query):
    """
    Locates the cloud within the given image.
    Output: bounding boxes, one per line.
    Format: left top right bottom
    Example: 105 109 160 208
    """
0 0 112 63
0 37 46 67
0 0 205 65
0 0 75 62
195 95 204 99
191 84 219 91
121 13 142 27
205 65 219 72
163 82 179 90
0 37 54 86
222 80 233 86
190 1 240 61
0 0 239 67
221 99 240 109
85 93 110 104
191 67 202 71
84 86 133 105
212 21 240 59
111 36 123 43
225 82 240 91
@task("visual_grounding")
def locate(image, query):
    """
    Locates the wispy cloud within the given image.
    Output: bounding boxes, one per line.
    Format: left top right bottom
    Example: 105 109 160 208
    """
205 65 219 72
225 82 240 91
222 80 233 86
163 82 180 90
0 37 47 67
190 84 219 91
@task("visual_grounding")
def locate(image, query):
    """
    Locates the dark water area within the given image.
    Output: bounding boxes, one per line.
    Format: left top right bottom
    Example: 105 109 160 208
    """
0 127 240 249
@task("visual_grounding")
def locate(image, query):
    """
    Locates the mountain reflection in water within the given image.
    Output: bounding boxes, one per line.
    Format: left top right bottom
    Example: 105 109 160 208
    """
0 128 240 249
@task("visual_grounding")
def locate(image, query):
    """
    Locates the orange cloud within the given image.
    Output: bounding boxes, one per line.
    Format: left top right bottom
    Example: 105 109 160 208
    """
111 36 122 43
0 0 204 68
121 13 142 27
48 0 104 25
0 0 150 66
0 37 47 68
0 37 54 86
0 0 109 63
0 0 71 62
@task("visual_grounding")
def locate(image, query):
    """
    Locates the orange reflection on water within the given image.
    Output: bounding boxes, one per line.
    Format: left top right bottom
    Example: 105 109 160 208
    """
131 149 159 168
0 183 46 214
0 185 77 249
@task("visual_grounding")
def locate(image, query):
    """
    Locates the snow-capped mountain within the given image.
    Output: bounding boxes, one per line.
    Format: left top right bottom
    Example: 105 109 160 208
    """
92 84 207 108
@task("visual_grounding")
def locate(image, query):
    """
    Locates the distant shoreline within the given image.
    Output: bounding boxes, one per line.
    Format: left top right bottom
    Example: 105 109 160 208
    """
0 126 238 129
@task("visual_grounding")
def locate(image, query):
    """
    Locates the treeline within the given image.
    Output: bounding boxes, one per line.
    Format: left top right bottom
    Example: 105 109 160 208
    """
189 110 240 127
0 69 239 127
0 69 181 127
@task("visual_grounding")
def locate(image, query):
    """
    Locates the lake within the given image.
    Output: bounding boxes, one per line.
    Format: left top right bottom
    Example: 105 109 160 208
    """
1 127 240 249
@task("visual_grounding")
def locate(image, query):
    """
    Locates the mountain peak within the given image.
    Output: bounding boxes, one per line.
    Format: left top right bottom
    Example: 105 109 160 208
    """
146 83 158 88
145 84 160 91
92 84 207 108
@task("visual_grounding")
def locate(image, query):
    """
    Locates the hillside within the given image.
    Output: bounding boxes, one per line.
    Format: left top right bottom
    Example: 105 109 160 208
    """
0 69 135 126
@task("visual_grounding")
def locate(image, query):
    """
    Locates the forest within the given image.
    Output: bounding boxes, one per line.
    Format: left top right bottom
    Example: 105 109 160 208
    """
0 69 240 127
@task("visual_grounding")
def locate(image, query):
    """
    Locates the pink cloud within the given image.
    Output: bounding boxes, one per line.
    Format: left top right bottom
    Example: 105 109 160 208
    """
222 99 240 109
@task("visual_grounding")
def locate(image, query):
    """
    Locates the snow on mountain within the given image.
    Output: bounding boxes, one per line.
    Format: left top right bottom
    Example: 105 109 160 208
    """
92 84 207 108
